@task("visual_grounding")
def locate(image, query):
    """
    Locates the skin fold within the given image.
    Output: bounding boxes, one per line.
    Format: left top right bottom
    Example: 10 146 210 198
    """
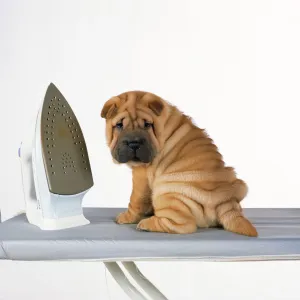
101 91 258 236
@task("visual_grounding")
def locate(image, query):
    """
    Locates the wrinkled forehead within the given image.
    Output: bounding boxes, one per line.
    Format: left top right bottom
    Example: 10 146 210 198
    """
112 92 156 124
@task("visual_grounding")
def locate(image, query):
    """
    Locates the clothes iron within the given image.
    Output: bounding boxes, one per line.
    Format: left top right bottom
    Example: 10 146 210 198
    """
19 83 93 230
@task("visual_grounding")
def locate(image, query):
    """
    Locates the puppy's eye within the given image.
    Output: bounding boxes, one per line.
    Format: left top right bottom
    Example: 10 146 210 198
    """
144 121 153 129
115 121 123 129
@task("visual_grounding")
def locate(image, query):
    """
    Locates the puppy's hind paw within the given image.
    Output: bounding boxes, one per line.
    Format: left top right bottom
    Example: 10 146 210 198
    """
116 210 142 224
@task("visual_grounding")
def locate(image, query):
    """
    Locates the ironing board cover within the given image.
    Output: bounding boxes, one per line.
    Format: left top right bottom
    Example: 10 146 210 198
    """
1 208 300 261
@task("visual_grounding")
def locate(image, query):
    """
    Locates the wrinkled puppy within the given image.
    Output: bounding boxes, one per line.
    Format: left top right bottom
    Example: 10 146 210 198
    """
101 91 257 236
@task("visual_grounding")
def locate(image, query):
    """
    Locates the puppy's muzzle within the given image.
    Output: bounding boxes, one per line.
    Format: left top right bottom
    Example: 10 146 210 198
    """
126 137 145 150
113 131 155 164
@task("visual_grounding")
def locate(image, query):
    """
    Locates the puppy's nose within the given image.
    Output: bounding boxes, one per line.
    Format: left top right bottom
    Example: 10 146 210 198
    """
127 138 144 150
128 141 141 150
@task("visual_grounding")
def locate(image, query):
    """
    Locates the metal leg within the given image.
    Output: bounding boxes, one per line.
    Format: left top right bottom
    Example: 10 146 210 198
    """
103 262 148 300
122 262 168 300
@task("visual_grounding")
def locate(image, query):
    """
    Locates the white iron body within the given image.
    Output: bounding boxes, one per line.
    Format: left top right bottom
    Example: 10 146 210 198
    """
19 89 90 230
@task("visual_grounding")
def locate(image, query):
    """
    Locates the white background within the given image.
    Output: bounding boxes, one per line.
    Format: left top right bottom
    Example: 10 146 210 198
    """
1 0 300 299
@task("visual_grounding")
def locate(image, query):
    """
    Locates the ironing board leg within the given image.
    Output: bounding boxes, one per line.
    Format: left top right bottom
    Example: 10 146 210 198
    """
122 261 168 300
103 262 148 300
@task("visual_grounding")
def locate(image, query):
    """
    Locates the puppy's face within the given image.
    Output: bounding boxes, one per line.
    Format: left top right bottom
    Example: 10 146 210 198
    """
101 91 167 166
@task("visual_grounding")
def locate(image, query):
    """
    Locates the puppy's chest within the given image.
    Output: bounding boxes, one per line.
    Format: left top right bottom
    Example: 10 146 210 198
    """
146 165 168 191
146 167 155 190
146 151 168 190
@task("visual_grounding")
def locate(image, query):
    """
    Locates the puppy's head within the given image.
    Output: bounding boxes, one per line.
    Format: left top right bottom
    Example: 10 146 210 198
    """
101 91 168 166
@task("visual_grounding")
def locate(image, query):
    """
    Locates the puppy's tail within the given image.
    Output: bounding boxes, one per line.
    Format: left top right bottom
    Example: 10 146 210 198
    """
216 199 258 237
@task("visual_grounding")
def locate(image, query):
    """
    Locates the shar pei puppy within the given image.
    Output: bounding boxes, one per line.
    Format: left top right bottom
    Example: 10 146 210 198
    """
101 91 257 237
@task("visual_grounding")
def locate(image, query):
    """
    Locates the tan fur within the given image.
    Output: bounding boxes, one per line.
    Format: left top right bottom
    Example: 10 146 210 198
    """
101 91 258 237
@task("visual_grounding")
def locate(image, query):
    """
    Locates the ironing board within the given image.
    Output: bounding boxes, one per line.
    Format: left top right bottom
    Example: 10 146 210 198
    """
1 207 300 300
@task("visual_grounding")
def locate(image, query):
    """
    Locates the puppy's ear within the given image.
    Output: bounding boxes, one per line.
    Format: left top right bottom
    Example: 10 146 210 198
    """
101 97 119 119
148 98 164 116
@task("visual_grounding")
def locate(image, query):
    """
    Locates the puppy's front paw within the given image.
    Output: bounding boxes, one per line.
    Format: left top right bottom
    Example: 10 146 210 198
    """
116 211 142 224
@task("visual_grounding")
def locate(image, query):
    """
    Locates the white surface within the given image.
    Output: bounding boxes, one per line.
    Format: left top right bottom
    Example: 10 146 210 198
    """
1 0 300 299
